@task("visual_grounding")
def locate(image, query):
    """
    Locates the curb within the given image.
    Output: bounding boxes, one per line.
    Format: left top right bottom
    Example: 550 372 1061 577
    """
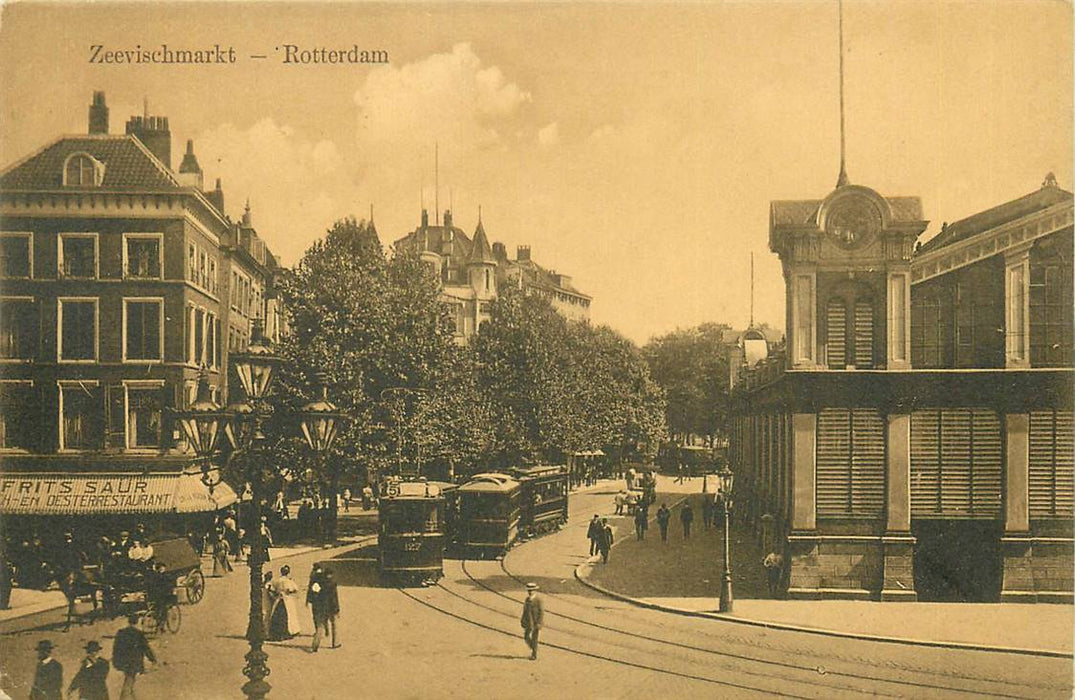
574 561 1073 659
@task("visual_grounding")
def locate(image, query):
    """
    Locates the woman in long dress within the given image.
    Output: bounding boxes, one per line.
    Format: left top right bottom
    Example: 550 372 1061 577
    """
260 572 275 638
211 532 232 577
269 565 302 639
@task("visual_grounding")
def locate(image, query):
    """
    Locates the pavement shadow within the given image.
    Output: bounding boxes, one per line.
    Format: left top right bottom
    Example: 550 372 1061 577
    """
470 653 529 661
323 544 381 588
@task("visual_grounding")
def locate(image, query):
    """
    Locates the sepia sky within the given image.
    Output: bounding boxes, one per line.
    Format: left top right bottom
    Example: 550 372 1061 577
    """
0 1 1071 344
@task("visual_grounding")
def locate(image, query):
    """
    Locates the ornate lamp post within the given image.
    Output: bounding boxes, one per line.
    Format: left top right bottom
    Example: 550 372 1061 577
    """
300 374 346 543
224 320 282 700
176 367 225 491
716 465 735 614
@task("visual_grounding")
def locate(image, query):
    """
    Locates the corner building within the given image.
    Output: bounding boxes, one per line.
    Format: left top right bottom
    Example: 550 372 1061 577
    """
0 92 284 525
730 175 1073 602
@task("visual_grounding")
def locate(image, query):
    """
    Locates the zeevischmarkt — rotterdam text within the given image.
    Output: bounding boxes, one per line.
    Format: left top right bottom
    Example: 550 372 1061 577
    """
89 44 391 65
90 44 236 64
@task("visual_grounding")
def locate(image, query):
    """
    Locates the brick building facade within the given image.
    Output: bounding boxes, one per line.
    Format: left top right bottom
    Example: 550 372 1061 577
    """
0 93 284 500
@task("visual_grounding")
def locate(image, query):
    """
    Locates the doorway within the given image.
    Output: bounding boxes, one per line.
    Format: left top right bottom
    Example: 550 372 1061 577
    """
912 519 1002 602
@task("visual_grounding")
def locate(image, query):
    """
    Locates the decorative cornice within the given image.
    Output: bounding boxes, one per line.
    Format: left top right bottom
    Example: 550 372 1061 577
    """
911 201 1073 285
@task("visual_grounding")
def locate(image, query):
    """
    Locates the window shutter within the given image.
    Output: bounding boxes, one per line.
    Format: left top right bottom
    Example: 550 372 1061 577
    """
850 409 885 515
912 408 1001 518
911 410 941 515
105 385 126 449
1029 410 1075 517
854 300 873 368
827 299 846 369
817 409 850 516
970 409 1002 516
816 409 884 516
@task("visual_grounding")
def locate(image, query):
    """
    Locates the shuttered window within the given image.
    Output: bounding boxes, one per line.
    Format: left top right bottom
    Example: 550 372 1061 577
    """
1029 410 1075 517
854 300 873 368
827 299 846 369
910 409 1003 517
816 408 885 516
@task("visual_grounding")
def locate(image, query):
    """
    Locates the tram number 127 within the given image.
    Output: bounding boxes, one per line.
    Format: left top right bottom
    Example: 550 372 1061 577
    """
403 539 421 552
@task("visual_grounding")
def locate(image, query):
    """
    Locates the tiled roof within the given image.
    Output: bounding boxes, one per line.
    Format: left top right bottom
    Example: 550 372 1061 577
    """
918 184 1074 253
0 135 181 190
771 194 924 226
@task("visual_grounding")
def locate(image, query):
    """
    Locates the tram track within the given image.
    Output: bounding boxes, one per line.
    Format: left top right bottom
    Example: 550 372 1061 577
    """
483 557 1062 700
394 582 808 699
443 560 914 699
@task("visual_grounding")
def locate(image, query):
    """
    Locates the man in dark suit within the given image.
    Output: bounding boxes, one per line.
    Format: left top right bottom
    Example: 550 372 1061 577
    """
680 502 694 538
30 639 62 700
520 583 544 660
586 515 601 556
68 640 109 700
308 564 340 652
596 519 614 563
113 614 155 699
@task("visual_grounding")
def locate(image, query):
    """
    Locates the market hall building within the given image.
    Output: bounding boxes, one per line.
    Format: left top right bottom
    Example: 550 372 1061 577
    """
0 92 286 536
730 174 1073 602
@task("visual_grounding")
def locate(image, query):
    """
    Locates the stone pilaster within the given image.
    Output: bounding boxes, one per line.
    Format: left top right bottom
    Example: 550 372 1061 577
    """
881 413 916 600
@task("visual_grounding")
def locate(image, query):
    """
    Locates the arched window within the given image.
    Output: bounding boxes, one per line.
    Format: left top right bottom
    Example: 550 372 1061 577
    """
63 153 102 187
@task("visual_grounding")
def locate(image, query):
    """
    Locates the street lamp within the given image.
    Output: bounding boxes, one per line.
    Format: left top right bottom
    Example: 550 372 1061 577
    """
300 374 346 543
716 465 735 614
176 367 224 491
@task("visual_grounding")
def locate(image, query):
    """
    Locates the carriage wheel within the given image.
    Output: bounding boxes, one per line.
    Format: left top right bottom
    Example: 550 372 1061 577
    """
166 604 182 634
185 569 206 604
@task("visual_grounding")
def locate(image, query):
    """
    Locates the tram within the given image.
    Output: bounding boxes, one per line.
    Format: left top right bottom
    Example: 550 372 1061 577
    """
455 466 570 557
378 479 452 585
511 465 569 538
455 473 522 558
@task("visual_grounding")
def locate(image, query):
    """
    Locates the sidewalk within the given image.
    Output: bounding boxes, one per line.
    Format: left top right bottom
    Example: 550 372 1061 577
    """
581 485 1074 656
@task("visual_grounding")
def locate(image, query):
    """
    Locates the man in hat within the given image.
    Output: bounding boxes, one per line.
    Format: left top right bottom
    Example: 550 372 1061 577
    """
112 614 155 699
307 564 340 652
68 640 109 700
30 639 62 700
586 515 601 556
596 519 614 564
519 583 544 660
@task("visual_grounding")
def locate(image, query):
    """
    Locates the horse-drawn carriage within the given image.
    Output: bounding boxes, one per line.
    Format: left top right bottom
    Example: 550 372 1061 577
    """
65 537 205 630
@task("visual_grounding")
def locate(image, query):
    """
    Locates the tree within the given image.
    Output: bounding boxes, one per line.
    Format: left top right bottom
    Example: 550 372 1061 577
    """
274 217 486 493
643 322 732 446
473 286 666 467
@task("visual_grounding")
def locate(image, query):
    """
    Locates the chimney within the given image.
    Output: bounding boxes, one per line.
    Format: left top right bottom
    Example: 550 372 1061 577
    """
177 139 204 189
125 113 172 169
206 178 225 214
517 245 531 262
492 242 507 262
88 91 109 134
443 210 453 228
421 209 429 228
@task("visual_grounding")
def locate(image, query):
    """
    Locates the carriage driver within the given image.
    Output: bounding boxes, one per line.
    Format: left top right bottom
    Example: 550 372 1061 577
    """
145 562 176 621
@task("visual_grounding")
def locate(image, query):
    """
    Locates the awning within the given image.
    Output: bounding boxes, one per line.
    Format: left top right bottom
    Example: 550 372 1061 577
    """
0 471 237 515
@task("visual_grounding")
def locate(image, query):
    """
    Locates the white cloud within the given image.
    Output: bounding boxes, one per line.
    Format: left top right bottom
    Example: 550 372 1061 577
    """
537 122 559 148
193 118 358 265
354 43 531 156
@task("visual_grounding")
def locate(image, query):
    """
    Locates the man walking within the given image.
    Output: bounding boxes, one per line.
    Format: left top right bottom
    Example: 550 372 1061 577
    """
308 565 340 652
633 505 647 541
68 640 109 700
596 519 614 563
112 614 155 699
680 502 694 539
586 515 601 556
763 551 785 598
656 503 671 542
520 583 544 660
702 497 714 530
30 639 62 700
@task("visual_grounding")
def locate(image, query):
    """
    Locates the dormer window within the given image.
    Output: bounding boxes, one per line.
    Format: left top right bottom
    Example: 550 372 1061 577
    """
63 153 104 187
